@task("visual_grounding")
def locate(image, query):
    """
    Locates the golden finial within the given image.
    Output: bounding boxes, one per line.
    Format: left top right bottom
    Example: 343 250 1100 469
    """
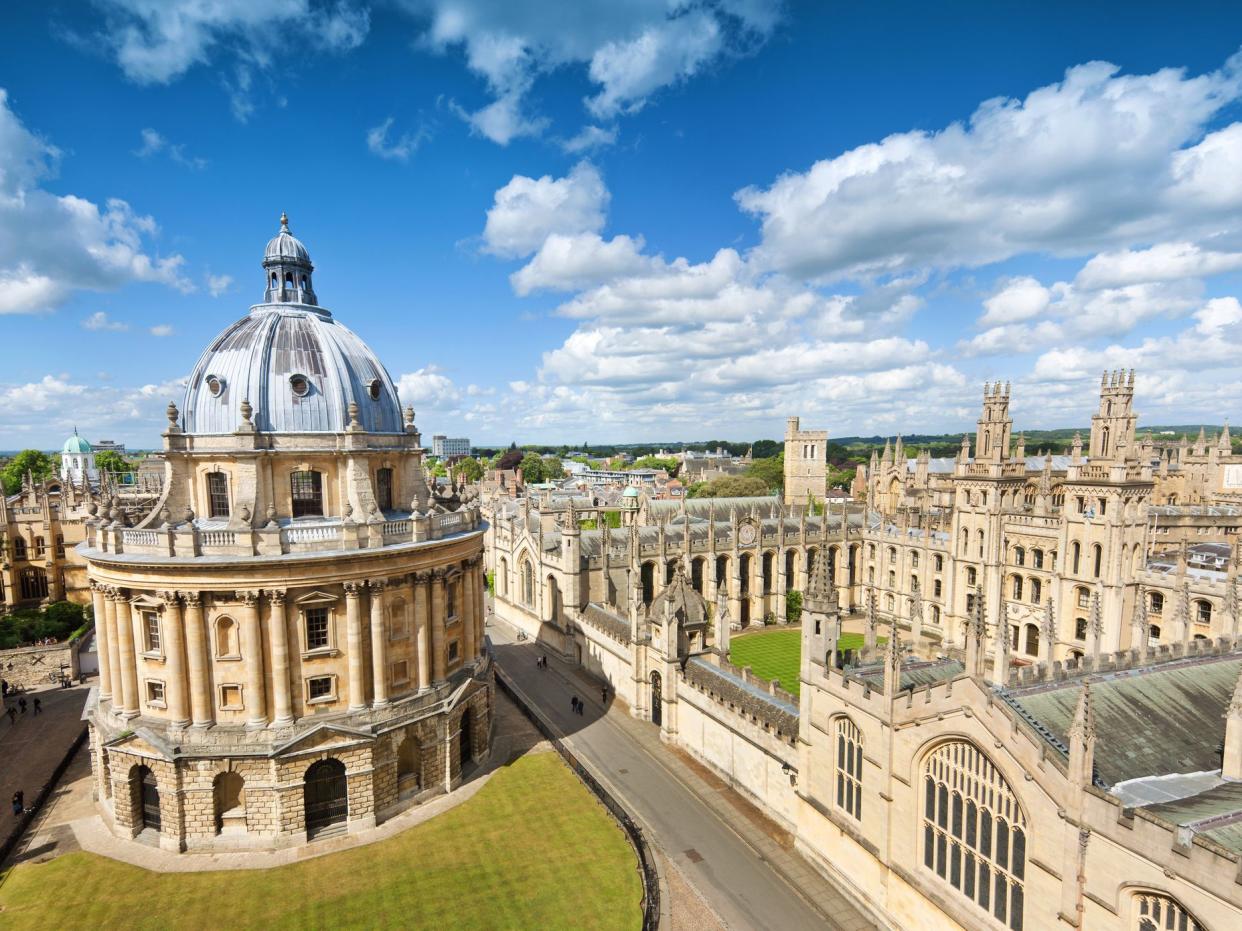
280 211 289 231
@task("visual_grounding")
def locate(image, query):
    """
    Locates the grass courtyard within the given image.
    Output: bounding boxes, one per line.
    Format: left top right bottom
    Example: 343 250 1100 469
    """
729 628 875 698
0 752 642 931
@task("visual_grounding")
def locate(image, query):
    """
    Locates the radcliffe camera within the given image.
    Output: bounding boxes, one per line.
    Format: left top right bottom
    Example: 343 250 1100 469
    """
2 3 1241 931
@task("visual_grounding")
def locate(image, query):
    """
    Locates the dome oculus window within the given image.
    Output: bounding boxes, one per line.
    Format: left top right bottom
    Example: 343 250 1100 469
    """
367 378 382 401
290 374 310 397
205 375 225 398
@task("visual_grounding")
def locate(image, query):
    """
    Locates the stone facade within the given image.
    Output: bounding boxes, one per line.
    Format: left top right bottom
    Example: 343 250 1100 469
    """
0 639 80 690
81 218 493 853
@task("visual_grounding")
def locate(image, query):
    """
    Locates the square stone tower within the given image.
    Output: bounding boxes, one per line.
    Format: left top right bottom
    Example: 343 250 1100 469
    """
784 416 827 506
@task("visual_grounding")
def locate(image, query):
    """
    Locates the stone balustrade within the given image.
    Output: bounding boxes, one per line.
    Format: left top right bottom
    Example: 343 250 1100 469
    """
83 505 482 560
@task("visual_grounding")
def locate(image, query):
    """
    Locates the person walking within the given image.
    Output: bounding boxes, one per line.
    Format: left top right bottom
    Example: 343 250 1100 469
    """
571 696 579 714
33 697 42 715
12 790 24 817
601 685 608 704
18 697 27 715
6 706 15 725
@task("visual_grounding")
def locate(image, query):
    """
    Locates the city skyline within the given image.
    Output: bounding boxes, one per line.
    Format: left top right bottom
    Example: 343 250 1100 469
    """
3 2 1242 448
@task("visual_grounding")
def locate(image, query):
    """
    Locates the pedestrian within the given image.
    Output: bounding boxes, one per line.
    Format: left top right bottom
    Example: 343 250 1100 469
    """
33 697 41 715
601 685 608 704
578 698 585 716
18 697 27 715
12 791 23 817
571 696 578 714
6 706 15 725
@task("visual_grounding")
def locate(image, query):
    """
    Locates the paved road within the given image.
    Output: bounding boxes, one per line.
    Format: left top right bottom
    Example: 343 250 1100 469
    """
490 621 867 931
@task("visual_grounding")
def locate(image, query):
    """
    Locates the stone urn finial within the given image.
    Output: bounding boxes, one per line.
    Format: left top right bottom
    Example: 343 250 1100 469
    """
348 401 360 429
240 398 253 424
265 502 278 528
166 401 179 427
238 504 251 523
182 505 195 525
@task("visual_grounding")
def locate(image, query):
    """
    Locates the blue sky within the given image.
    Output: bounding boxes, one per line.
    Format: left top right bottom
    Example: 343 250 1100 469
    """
3 1 1242 450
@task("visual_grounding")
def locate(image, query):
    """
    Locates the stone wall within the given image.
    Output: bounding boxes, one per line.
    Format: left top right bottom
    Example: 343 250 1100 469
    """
0 638 82 691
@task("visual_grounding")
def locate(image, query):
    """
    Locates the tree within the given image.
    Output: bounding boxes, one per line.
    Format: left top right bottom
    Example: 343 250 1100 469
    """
631 455 679 475
751 439 780 458
688 475 769 498
543 456 565 480
746 454 784 493
453 457 484 483
94 449 135 474
786 590 803 625
519 451 545 484
497 447 524 471
1 449 55 494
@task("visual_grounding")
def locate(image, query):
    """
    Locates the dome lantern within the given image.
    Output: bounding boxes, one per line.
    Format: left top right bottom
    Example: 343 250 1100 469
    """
263 212 318 306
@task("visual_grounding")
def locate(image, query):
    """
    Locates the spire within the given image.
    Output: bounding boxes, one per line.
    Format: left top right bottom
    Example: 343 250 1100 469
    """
804 548 836 614
715 582 732 654
1221 421 1232 450
864 586 878 657
881 437 893 465
992 599 1011 685
894 434 904 463
965 586 987 677
1041 593 1056 664
1089 588 1104 667
883 619 903 698
1132 590 1150 662
1067 682 1096 787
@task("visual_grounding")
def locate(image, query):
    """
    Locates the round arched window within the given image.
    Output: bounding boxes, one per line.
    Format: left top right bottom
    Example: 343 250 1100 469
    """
368 378 382 400
290 374 310 397
206 374 225 397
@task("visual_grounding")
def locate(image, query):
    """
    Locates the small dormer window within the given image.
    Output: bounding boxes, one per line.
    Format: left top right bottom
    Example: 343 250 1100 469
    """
290 374 310 397
206 375 225 397
368 378 381 400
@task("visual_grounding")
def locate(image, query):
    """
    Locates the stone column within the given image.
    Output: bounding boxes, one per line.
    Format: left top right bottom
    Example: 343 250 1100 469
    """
474 561 486 656
369 579 389 707
159 591 190 726
103 589 123 712
239 591 267 727
90 582 112 701
462 567 476 662
114 591 139 718
345 582 367 711
182 592 213 727
267 590 294 726
414 572 431 690
431 569 447 684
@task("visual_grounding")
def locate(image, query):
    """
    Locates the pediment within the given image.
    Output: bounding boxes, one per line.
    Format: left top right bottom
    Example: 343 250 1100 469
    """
295 590 340 605
274 720 370 755
130 594 165 608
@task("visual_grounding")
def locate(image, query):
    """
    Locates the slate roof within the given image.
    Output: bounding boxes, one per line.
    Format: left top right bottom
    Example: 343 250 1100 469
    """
1006 654 1241 786
1142 781 1242 854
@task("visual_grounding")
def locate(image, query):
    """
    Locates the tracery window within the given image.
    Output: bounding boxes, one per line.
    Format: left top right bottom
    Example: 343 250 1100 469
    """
19 568 47 600
521 560 534 606
923 741 1026 930
1149 592 1164 614
835 717 863 821
1133 892 1202 931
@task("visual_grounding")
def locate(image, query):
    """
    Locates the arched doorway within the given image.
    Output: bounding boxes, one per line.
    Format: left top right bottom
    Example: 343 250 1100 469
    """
459 709 474 767
134 766 160 832
304 759 348 839
650 671 662 726
214 771 245 834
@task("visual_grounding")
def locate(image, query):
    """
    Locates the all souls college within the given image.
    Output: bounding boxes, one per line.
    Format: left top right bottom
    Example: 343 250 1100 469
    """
4 217 1242 929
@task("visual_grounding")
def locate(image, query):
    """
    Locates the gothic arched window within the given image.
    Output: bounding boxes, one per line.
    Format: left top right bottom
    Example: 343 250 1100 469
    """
1013 546 1025 566
1149 591 1164 614
923 740 1026 929
1195 600 1212 625
1132 892 1202 931
1092 544 1103 578
1071 541 1081 575
835 717 863 821
521 559 534 607
1031 548 1044 569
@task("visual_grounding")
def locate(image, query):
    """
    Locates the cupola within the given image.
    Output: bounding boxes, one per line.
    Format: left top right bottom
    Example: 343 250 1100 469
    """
263 212 317 305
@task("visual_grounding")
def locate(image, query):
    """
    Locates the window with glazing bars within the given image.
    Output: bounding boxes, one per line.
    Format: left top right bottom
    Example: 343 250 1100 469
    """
923 741 1026 930
291 470 323 517
376 468 393 512
143 611 161 652
835 717 863 820
305 607 330 650
207 471 230 518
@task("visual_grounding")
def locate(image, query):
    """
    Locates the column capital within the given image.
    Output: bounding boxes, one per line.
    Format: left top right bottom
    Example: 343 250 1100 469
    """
158 590 181 606
430 567 447 583
344 580 364 597
181 590 202 607
413 570 433 584
265 588 287 605
238 589 261 607
368 578 387 593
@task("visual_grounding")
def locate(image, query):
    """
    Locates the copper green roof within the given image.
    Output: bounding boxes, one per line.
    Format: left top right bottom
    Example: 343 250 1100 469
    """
1007 655 1241 786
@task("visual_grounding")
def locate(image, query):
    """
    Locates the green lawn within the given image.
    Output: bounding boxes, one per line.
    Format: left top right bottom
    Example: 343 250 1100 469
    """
0 752 642 931
729 628 875 697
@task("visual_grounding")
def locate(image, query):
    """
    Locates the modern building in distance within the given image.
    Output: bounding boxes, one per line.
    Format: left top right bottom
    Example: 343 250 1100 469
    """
93 439 127 455
431 435 472 458
78 216 491 852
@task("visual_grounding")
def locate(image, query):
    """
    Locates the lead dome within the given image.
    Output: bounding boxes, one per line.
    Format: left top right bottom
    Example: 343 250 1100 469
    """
181 214 403 434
